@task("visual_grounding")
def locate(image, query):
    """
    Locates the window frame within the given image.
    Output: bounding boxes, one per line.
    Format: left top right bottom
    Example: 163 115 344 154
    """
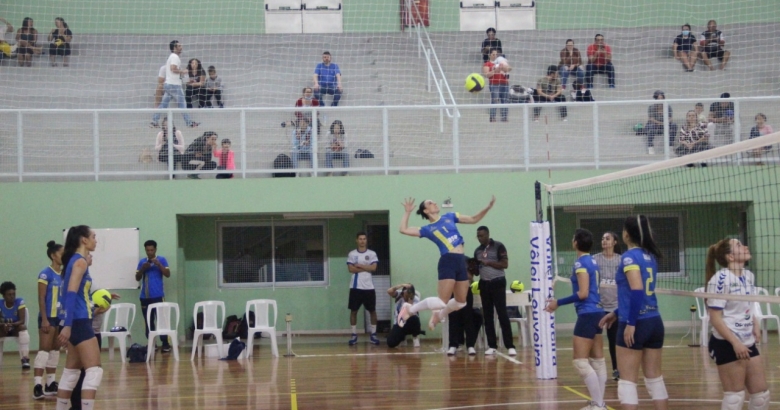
216 219 329 288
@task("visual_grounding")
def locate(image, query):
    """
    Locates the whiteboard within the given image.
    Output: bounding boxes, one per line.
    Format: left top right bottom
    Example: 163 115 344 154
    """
63 228 140 290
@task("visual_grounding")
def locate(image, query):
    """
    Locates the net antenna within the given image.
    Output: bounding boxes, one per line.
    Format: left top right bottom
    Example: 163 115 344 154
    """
544 131 780 304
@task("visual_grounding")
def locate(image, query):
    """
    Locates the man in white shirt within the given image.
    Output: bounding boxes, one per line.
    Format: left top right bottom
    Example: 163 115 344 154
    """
151 40 198 128
347 232 379 346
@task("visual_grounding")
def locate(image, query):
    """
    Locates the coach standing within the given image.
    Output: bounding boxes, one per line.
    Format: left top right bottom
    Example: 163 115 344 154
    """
135 240 172 353
474 226 516 356
347 232 380 346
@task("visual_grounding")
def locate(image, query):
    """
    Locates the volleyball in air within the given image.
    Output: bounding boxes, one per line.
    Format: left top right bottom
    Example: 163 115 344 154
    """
92 289 112 309
465 73 485 93
510 280 525 293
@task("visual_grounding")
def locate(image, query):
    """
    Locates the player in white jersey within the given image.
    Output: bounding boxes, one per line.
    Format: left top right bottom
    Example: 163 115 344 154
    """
705 238 770 410
346 232 379 346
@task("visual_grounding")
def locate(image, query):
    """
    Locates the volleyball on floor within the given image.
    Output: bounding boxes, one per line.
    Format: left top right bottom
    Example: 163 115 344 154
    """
92 289 112 309
465 73 485 93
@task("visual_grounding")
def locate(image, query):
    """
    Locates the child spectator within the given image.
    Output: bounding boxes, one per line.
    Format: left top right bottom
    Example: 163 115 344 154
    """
204 66 224 108
749 113 774 160
213 138 235 179
570 80 594 102
325 120 349 172
694 102 707 123
291 117 312 169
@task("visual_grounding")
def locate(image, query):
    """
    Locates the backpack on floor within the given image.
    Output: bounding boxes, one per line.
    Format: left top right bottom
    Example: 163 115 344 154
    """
238 311 256 339
273 154 295 178
126 343 147 363
222 314 241 339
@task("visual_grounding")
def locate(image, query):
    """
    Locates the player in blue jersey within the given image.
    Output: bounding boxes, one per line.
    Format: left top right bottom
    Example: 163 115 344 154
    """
599 216 668 410
0 281 30 369
33 240 64 399
55 225 103 410
545 229 607 410
397 195 495 330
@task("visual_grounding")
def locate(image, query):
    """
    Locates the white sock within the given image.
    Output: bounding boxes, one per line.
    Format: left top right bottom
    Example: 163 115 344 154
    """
56 399 70 410
590 358 608 405
583 371 603 407
34 376 42 386
370 325 376 334
351 325 356 334
47 374 56 385
409 297 447 314
82 399 95 409
437 298 467 321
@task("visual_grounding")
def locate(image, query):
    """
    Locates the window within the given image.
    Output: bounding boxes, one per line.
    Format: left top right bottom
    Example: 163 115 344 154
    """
577 213 684 277
218 221 328 287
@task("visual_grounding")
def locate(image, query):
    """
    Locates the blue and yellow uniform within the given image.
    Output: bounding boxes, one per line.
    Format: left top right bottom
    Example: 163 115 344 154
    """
418 212 468 281
37 267 61 323
0 297 26 323
615 247 664 349
567 255 605 339
59 254 95 346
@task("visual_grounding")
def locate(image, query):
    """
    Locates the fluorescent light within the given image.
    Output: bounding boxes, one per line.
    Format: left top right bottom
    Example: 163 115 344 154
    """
282 212 354 220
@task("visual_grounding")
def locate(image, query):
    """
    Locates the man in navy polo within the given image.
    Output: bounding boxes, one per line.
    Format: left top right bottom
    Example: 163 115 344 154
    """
135 239 172 352
313 51 342 106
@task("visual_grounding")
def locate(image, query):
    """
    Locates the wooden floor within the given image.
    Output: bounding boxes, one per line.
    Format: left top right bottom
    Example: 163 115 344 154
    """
2 331 779 409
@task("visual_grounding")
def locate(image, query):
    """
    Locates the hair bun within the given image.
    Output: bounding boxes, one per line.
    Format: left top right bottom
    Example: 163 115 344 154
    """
47 240 56 249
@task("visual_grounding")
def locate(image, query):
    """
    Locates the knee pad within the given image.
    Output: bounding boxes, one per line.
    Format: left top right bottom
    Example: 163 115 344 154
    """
46 350 60 368
589 357 607 376
644 376 669 400
82 367 104 391
722 391 746 410
748 390 770 410
18 330 30 345
617 379 639 405
33 351 50 370
573 358 595 379
58 368 82 392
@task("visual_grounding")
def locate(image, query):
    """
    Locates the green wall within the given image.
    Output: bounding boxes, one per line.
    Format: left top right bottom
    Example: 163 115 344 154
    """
2 0 777 34
3 168 766 350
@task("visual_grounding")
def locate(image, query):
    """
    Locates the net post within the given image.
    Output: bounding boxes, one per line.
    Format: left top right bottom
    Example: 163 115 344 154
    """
534 181 543 222
529 220 557 379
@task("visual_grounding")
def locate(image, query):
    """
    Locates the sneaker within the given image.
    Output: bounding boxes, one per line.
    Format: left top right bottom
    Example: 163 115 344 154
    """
508 348 517 356
447 346 457 356
44 381 58 395
187 174 200 179
467 347 476 355
612 369 620 381
161 345 172 353
33 384 44 400
187 122 200 128
647 147 655 155
397 303 411 328
412 337 420 348
609 84 616 88
149 122 160 128
485 348 496 355
369 333 380 346
348 333 358 346
21 358 30 370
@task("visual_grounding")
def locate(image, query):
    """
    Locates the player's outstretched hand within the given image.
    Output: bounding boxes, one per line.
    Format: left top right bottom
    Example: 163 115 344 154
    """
402 197 416 213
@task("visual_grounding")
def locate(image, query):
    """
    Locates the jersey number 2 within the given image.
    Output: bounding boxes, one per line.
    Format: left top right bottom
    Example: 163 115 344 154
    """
645 267 655 296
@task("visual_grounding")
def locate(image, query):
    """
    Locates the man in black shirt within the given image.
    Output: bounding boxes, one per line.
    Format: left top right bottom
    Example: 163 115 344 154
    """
481 28 502 62
699 19 730 70
708 92 735 146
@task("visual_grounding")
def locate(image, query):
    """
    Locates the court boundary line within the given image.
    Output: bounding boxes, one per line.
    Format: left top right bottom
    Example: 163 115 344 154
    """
428 398 780 410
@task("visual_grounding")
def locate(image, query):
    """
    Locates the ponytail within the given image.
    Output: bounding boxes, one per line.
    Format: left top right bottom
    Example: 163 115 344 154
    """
416 202 428 220
624 215 662 259
61 225 91 274
705 239 731 287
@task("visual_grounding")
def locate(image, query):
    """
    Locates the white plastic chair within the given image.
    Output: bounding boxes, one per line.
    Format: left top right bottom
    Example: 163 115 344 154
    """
754 287 780 344
191 301 226 361
693 287 710 346
100 303 136 362
146 302 180 362
0 307 29 366
504 290 531 348
245 299 278 358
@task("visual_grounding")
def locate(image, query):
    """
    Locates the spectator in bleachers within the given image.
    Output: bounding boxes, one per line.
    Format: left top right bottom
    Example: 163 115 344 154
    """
295 87 320 123
185 58 206 109
182 131 218 179
213 138 235 179
482 49 511 122
585 34 615 89
558 39 584 90
313 51 342 107
694 102 707 123
0 17 13 63
532 65 567 122
154 64 165 107
154 117 185 175
708 92 734 147
15 17 38 67
151 40 199 128
325 120 349 171
291 117 312 169
748 113 773 159
672 23 698 72
675 110 710 158
47 17 72 67
699 20 730 70
204 66 224 108
570 80 594 102
644 90 678 155
481 27 502 63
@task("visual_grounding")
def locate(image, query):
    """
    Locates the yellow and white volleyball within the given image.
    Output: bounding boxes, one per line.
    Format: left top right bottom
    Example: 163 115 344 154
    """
510 280 525 293
92 289 112 309
54 39 63 47
470 281 480 295
465 73 485 93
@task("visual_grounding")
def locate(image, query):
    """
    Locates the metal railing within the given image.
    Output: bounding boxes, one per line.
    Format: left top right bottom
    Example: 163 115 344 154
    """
0 97 777 182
